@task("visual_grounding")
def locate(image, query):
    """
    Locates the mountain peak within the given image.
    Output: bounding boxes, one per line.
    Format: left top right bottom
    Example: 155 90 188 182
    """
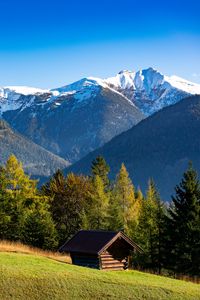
118 70 133 75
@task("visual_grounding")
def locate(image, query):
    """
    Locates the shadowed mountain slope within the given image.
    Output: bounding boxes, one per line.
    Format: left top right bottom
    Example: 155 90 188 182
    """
66 95 200 200
0 120 70 177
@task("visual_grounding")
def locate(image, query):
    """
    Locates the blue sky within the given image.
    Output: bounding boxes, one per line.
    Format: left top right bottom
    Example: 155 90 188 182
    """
0 0 200 88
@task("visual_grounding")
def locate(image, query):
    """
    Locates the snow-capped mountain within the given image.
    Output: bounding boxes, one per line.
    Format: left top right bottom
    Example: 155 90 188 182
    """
1 67 199 117
104 68 200 115
1 79 144 162
1 67 200 163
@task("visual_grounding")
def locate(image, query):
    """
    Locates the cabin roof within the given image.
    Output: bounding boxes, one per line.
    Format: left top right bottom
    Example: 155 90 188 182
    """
59 230 142 255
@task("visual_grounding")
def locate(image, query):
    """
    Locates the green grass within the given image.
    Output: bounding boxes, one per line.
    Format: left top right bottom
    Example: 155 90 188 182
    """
0 252 200 300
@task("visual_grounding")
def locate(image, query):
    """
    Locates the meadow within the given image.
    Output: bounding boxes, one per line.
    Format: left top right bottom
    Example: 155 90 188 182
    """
0 242 200 300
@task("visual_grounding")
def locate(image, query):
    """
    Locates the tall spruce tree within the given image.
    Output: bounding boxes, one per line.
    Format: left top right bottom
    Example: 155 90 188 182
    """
165 164 200 275
0 155 57 249
110 163 136 234
91 156 110 189
0 155 39 240
86 175 109 230
22 201 58 250
135 179 166 272
0 166 10 239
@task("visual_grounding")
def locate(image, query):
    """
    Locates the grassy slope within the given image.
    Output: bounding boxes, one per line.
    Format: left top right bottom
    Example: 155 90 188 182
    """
0 252 200 300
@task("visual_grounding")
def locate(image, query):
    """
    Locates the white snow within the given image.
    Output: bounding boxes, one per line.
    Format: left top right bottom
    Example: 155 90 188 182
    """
3 86 49 95
105 70 136 89
1 68 200 116
164 75 200 94
105 68 200 95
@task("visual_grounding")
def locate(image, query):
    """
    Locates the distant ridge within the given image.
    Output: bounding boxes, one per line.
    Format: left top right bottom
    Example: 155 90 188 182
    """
1 67 200 163
66 95 200 200
0 119 70 177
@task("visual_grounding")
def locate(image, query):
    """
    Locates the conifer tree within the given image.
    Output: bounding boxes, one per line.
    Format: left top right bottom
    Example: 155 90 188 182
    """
165 164 200 275
129 187 143 239
91 156 110 188
0 155 39 240
110 163 136 234
0 155 57 249
0 166 10 239
135 179 166 272
87 175 109 230
22 203 58 250
42 169 67 243
43 171 92 245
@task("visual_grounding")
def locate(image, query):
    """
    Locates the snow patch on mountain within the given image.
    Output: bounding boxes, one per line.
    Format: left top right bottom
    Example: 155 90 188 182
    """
164 75 200 94
2 86 48 96
1 68 200 116
104 68 200 115
105 68 200 95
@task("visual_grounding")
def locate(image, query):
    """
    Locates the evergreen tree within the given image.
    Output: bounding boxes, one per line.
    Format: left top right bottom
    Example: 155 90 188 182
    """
91 156 110 188
110 164 136 234
0 166 11 239
0 155 57 249
22 202 58 250
135 179 166 272
0 155 39 240
165 164 200 275
43 171 91 245
42 169 67 244
129 187 143 239
87 175 109 230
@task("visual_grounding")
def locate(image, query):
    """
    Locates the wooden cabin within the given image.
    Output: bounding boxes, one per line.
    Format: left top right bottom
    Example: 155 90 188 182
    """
59 230 142 271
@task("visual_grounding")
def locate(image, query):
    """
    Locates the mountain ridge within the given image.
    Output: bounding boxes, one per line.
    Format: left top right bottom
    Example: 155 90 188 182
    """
1 67 200 116
66 95 200 200
0 119 70 178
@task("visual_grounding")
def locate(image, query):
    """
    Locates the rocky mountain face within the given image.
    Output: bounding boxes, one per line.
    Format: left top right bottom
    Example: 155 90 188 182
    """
105 68 200 115
0 120 70 178
1 82 144 162
66 95 200 200
1 67 200 164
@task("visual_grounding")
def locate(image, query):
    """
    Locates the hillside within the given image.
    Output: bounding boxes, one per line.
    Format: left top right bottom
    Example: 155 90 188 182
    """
0 120 69 177
67 95 200 200
0 251 200 300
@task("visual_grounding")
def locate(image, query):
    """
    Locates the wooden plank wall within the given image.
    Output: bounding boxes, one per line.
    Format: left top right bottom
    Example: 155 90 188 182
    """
100 251 127 271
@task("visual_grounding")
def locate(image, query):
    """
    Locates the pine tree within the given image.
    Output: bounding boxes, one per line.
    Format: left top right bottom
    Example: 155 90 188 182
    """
165 164 200 275
0 155 39 240
4 154 37 198
87 175 109 230
129 188 143 240
135 179 166 272
22 205 58 250
91 156 110 188
0 166 11 239
0 155 57 249
110 164 136 234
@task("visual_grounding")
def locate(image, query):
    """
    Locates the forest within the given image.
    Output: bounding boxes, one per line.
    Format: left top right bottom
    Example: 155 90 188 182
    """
0 155 199 277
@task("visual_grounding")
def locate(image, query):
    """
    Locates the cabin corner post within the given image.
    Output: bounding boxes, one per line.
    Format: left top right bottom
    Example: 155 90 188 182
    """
98 254 102 270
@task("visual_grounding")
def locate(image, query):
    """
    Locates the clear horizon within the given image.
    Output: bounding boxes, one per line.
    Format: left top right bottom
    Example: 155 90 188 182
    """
0 0 199 88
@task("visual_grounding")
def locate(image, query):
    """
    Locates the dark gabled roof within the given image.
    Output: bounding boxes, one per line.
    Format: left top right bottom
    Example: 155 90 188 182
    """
59 230 142 255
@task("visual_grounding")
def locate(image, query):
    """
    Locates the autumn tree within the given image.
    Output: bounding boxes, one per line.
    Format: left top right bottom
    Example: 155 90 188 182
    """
86 175 109 230
109 164 139 235
43 171 92 245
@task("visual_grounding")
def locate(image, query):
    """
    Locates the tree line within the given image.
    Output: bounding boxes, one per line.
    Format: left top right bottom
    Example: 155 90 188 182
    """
0 155 199 276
